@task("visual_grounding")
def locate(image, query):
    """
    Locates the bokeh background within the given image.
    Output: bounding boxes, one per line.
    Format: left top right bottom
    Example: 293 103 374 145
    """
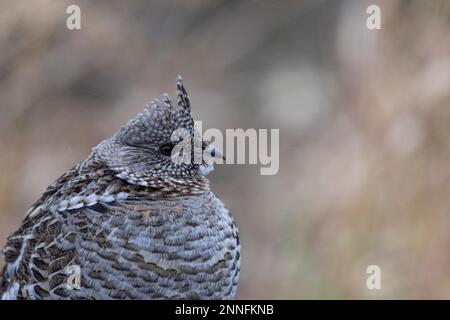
0 0 449 299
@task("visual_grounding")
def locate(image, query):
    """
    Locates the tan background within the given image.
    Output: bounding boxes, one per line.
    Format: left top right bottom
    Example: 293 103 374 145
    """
0 0 449 298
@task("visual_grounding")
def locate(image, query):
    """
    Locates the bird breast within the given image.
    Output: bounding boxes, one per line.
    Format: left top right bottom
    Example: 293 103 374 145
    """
66 191 240 299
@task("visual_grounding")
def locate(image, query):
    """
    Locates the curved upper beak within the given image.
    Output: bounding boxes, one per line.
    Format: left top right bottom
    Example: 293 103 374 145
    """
205 144 225 162
212 146 225 161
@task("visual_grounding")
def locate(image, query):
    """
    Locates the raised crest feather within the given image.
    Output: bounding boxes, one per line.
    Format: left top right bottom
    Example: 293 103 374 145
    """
176 75 191 112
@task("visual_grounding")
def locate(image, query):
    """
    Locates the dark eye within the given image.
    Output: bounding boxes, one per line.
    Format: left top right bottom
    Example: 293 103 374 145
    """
159 143 174 157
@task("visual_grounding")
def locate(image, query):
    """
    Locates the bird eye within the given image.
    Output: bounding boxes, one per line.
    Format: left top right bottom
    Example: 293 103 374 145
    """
160 143 174 157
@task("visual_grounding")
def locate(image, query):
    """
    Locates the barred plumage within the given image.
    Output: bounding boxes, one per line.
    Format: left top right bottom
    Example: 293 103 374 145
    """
0 76 240 299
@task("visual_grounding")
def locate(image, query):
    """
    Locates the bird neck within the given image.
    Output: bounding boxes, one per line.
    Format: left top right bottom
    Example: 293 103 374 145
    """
80 155 211 199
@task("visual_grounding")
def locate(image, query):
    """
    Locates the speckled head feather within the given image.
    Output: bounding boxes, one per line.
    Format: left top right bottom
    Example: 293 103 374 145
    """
89 76 208 190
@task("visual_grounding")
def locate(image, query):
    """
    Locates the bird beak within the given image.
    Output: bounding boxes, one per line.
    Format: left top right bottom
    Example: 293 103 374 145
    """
213 146 226 161
205 144 225 162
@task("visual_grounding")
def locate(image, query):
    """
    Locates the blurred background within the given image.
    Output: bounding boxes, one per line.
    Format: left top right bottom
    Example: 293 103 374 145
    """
0 0 449 299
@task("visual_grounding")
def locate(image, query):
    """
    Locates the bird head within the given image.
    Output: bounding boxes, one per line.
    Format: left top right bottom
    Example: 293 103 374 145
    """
92 76 223 191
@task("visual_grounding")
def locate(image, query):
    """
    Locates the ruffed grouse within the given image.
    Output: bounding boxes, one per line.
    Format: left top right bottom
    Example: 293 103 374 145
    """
0 76 240 299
